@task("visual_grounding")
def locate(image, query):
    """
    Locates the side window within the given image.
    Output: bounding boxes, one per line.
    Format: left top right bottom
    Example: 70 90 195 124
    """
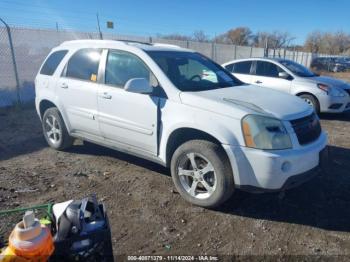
105 50 152 87
65 49 102 81
224 63 234 72
255 61 282 77
40 50 68 76
232 61 252 74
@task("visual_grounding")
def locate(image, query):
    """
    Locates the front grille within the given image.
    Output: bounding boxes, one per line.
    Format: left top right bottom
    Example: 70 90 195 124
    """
290 113 321 145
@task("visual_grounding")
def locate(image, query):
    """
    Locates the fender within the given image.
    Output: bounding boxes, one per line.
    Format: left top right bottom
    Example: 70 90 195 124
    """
158 101 243 163
37 94 72 134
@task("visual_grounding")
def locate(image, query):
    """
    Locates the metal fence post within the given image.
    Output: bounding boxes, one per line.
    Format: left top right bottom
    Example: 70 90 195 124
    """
211 42 216 61
0 18 21 107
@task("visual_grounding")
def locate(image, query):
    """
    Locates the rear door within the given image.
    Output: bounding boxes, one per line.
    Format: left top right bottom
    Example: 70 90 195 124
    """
36 50 68 93
56 48 102 137
97 49 159 155
251 61 292 93
225 61 253 84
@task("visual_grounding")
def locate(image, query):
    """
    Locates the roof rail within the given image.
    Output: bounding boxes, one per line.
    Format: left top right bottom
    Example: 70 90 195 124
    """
118 40 152 46
152 43 182 49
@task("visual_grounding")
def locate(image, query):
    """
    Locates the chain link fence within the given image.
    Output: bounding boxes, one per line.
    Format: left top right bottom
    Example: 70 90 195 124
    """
0 26 325 108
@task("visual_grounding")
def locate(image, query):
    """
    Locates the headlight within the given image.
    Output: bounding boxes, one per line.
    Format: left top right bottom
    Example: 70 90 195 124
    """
242 115 292 150
317 83 346 97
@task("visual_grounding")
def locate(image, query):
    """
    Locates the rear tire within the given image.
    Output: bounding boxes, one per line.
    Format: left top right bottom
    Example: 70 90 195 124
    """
170 140 234 208
42 107 74 150
299 94 320 114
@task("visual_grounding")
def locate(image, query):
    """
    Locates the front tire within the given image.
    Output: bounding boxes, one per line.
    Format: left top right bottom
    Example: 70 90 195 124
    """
170 140 234 208
42 107 74 150
299 94 320 114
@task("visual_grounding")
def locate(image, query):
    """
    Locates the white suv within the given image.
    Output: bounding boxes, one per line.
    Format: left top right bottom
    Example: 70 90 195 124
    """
35 40 328 208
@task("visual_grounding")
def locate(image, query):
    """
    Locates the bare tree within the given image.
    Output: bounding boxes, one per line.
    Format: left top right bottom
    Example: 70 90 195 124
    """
304 31 323 53
192 30 209 42
214 27 252 45
304 31 350 54
227 27 252 45
268 31 295 49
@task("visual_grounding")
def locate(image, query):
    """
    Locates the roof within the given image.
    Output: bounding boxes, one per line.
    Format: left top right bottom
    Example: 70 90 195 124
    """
222 57 291 66
59 39 191 52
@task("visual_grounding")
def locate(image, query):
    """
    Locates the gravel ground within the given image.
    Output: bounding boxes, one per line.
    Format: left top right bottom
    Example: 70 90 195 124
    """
0 92 350 260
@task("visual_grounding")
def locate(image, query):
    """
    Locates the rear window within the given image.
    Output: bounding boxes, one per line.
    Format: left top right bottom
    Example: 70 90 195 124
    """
40 50 68 76
65 49 102 81
232 61 252 74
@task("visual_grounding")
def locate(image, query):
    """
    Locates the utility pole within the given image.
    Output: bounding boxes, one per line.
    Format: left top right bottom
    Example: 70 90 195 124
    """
264 36 268 57
55 22 59 32
96 13 103 39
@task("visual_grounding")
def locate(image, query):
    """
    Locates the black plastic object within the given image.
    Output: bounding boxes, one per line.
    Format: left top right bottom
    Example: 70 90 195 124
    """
50 195 114 262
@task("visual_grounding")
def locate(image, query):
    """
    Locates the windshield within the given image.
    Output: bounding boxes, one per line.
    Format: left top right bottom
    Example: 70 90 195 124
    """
146 51 242 92
280 60 316 77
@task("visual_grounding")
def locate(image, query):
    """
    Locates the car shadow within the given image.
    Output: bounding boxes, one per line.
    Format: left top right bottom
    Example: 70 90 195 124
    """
66 141 170 176
68 142 350 232
320 112 350 122
218 145 350 232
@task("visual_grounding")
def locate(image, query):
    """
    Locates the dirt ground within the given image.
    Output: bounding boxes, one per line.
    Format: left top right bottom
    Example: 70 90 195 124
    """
1 80 350 260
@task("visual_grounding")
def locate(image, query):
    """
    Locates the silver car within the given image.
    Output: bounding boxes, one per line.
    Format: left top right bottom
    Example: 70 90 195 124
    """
222 58 350 113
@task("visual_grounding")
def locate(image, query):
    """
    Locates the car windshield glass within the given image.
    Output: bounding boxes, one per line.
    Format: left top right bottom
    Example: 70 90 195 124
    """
146 51 242 92
280 60 316 77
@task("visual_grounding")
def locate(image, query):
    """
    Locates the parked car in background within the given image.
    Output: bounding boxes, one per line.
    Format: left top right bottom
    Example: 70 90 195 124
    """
311 57 347 72
334 57 350 70
223 58 350 113
36 40 328 208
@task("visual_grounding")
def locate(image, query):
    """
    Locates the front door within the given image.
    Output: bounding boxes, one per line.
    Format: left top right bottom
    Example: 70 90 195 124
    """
97 49 159 155
251 61 292 94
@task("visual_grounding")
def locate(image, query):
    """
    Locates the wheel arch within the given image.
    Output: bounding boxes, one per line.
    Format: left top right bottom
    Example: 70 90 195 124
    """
295 92 320 112
39 99 58 118
165 127 227 167
38 98 72 132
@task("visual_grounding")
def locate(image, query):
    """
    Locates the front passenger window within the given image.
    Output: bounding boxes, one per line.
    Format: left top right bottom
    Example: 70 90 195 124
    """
255 61 283 78
105 50 153 87
232 61 252 74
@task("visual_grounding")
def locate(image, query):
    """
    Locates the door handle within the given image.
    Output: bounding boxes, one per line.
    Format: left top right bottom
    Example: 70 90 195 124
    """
255 80 262 84
61 83 68 89
100 92 112 99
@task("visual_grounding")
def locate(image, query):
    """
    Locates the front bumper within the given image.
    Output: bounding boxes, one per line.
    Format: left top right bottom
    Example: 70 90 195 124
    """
223 132 328 192
318 94 350 113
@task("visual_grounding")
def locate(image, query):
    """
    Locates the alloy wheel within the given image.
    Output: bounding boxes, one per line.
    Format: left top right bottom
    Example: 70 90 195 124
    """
44 115 62 146
177 152 217 199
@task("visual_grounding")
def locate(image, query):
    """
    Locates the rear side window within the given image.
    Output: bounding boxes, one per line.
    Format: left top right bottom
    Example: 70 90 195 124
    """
40 50 68 76
65 49 102 81
224 63 234 72
232 61 252 74
255 61 281 77
105 50 151 87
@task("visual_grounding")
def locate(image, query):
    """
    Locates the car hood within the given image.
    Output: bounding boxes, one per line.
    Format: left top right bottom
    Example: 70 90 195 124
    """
179 84 313 121
301 75 350 89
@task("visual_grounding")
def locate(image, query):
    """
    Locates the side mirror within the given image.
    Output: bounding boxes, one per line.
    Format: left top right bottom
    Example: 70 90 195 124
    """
124 78 153 94
278 72 290 79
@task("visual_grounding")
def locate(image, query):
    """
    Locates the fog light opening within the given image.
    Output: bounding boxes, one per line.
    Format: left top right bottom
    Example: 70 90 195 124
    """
281 161 291 173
